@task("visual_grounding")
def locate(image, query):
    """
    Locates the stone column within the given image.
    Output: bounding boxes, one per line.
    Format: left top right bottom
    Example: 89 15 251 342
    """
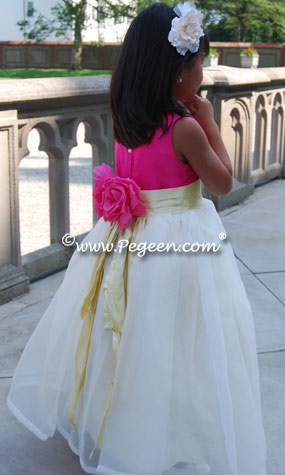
49 156 70 244
0 110 29 304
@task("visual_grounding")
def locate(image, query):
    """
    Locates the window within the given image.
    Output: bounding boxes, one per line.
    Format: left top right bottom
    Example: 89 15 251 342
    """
114 15 124 24
27 1 34 17
96 0 105 21
87 4 92 20
92 6 97 21
97 8 105 21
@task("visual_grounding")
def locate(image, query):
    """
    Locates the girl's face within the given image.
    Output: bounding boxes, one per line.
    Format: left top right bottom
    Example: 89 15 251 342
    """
172 49 205 105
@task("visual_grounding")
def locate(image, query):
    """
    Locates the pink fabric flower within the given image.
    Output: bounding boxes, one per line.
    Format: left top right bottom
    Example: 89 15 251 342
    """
93 163 147 229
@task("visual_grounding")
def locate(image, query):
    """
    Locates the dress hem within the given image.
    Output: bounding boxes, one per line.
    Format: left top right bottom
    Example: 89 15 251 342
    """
7 394 267 475
6 395 51 442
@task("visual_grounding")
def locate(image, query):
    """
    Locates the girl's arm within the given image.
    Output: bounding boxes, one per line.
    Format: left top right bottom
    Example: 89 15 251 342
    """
172 117 232 196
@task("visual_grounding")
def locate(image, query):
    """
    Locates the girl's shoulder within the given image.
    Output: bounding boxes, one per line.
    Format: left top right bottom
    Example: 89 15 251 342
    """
164 110 194 127
169 112 196 164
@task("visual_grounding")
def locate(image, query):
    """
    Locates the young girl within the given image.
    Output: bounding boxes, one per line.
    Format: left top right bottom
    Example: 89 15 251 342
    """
7 2 267 475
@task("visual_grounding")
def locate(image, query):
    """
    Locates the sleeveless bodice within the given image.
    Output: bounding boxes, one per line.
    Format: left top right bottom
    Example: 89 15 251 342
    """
115 112 199 190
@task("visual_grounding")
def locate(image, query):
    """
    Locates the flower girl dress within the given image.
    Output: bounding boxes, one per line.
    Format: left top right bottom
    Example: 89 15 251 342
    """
7 112 267 475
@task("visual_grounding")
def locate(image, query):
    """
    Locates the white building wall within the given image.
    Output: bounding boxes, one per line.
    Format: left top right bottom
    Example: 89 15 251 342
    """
0 0 72 41
0 0 132 42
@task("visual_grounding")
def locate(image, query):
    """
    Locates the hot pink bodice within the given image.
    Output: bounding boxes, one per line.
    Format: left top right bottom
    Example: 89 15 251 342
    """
115 112 199 190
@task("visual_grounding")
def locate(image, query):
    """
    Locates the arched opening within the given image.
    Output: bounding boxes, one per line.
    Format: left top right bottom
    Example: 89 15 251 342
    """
270 93 284 166
69 122 94 238
19 128 50 255
253 96 267 171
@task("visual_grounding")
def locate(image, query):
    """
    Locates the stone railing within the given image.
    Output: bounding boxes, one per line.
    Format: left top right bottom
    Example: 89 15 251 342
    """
0 67 284 304
201 65 285 209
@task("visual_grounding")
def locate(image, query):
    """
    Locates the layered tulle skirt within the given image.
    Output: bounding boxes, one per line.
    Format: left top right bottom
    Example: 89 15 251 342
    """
7 180 267 475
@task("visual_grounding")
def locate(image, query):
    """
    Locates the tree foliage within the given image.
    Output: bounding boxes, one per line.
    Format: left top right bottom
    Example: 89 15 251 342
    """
17 8 52 41
102 0 285 42
196 0 285 42
17 0 285 70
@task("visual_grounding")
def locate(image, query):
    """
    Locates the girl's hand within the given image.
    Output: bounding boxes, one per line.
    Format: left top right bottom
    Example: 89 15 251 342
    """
183 94 216 130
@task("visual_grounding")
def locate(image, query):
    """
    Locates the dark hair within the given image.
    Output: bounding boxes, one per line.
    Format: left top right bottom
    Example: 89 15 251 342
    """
109 2 209 149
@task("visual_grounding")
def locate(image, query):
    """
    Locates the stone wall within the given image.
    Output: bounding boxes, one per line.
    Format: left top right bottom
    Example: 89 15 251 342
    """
0 41 119 70
215 42 285 68
0 41 284 70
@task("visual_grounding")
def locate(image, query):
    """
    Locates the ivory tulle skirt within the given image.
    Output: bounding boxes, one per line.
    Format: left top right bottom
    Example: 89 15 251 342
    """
7 180 267 475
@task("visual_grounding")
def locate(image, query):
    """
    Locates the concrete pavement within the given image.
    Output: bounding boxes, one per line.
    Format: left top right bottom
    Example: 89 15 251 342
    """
0 177 284 475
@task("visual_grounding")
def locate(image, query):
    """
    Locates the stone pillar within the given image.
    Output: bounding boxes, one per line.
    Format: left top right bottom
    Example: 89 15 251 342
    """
0 110 29 304
49 156 70 243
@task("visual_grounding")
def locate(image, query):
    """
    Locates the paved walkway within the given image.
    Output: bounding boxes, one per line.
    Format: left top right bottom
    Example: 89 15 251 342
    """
0 178 284 475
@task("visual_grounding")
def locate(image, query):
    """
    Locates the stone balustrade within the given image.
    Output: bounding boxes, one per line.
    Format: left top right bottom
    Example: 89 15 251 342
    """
0 66 284 304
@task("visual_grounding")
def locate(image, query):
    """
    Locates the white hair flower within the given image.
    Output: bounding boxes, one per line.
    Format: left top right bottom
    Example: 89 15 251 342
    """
168 1 205 56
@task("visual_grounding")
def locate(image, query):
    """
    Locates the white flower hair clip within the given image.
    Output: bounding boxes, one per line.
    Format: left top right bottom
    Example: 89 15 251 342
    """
168 1 205 56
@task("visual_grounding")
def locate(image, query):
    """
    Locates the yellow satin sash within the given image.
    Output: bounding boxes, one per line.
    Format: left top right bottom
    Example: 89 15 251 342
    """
67 179 202 460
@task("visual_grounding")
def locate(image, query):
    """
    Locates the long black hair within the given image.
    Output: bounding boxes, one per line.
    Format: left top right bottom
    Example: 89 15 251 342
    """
109 2 209 149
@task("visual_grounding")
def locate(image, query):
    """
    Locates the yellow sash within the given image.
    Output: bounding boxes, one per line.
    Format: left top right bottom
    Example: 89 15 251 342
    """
67 179 202 459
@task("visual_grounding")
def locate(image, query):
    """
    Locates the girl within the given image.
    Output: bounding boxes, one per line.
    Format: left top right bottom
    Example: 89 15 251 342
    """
7 2 267 475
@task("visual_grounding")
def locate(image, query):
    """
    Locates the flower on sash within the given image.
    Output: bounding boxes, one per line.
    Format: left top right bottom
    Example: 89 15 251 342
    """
93 163 147 229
